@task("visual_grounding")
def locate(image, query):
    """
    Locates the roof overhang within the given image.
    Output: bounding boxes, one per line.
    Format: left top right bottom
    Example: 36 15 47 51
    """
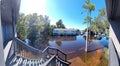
1 0 21 24
106 0 120 20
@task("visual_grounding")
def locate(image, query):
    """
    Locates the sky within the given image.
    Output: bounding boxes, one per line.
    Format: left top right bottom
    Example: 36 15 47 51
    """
20 0 106 30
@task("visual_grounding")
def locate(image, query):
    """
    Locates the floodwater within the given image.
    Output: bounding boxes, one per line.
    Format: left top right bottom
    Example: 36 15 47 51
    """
49 35 108 59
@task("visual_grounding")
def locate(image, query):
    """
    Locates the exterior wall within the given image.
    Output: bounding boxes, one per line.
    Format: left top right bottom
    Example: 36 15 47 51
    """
109 38 119 66
1 0 21 47
53 29 77 36
109 19 120 66
0 1 5 66
1 0 21 65
110 20 120 54
105 0 120 66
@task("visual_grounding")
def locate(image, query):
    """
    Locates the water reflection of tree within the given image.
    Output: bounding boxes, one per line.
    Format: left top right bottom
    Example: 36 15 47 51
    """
56 41 62 46
50 36 76 41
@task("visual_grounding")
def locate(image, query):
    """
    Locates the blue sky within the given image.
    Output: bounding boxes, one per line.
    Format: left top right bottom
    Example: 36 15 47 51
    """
20 0 106 30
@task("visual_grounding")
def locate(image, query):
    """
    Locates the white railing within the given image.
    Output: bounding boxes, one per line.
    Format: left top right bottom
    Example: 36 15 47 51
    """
4 40 13 62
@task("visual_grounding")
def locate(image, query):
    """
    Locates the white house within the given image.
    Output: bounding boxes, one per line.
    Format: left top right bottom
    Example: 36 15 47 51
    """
53 28 77 36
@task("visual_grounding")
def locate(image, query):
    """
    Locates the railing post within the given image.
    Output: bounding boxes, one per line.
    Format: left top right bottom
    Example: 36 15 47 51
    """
14 40 17 56
57 49 58 56
65 54 67 60
47 47 50 54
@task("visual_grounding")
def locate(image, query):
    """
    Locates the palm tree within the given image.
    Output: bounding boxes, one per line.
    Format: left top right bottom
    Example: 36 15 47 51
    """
82 0 95 52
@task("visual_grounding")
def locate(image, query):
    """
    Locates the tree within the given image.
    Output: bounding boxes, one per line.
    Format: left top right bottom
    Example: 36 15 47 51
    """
17 13 50 48
56 19 65 28
82 0 95 52
98 8 109 29
49 25 56 36
56 19 62 28
61 24 65 28
17 13 28 41
90 8 109 34
26 13 39 46
18 13 50 47
82 0 95 38
27 26 38 46
40 15 50 39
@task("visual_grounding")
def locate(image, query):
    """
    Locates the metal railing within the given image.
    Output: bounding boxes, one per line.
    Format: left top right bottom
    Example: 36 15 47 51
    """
43 46 67 61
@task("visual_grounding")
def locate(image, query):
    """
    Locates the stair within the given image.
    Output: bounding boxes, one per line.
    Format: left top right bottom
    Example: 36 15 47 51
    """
9 55 52 66
6 38 70 66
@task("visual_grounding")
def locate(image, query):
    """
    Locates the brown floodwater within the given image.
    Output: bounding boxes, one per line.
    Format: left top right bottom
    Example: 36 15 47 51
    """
49 35 108 59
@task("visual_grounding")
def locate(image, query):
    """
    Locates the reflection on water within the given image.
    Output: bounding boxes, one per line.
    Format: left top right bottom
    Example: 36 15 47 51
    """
49 35 108 59
49 36 76 41
55 40 62 46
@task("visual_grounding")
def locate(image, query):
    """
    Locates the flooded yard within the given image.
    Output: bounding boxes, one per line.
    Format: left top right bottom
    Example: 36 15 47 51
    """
49 35 108 66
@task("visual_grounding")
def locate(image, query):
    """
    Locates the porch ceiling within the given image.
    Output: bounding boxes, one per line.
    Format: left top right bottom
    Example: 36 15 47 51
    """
106 0 120 20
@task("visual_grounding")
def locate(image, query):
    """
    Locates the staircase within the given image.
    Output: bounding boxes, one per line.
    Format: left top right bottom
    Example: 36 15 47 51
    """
9 55 54 66
5 38 70 66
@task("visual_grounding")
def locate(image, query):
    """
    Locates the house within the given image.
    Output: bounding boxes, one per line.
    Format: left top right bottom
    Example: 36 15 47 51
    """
53 28 77 36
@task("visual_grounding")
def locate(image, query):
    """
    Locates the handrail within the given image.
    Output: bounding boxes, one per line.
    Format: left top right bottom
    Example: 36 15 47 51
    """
6 38 70 66
13 38 45 59
49 47 67 55
55 56 70 65
42 46 67 61
4 40 13 62
14 38 42 52
13 38 67 61
44 55 70 66
43 55 56 66
42 46 49 53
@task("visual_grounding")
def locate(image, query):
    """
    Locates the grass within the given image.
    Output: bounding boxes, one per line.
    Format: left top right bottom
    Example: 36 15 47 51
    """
68 48 108 66
97 48 108 66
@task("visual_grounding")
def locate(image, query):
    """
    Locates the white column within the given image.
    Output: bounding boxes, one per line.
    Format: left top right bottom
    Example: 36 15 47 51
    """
0 0 5 66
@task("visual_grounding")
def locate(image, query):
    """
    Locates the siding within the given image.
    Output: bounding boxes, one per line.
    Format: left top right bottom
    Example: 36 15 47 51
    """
109 19 120 66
